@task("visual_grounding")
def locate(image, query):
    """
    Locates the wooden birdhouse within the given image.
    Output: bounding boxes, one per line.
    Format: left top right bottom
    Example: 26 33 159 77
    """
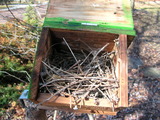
28 0 135 115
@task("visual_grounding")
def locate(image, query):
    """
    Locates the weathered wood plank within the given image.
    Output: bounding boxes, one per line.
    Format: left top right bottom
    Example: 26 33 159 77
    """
37 93 120 115
37 93 116 108
50 28 119 52
44 0 136 35
37 105 118 115
29 28 50 100
118 34 128 107
47 0 124 23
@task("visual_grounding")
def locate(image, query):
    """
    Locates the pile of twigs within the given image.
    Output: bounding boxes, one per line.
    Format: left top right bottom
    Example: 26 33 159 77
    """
40 38 119 105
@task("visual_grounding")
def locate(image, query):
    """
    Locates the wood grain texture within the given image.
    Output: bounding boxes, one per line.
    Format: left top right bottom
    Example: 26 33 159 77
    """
29 28 50 100
37 104 118 115
47 0 125 23
44 0 136 35
118 34 128 107
37 93 120 115
50 28 119 52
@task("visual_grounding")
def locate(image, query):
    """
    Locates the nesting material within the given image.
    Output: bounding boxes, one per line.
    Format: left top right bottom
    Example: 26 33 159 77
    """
40 38 119 106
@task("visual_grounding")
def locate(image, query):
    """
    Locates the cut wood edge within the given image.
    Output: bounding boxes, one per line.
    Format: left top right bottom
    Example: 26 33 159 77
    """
28 27 50 100
37 105 118 115
118 34 128 107
35 93 121 115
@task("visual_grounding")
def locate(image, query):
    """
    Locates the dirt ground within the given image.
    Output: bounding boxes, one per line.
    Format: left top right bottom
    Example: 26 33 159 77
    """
0 3 160 120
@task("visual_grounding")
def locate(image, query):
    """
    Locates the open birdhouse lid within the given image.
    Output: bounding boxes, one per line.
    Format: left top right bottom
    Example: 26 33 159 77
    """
43 0 136 35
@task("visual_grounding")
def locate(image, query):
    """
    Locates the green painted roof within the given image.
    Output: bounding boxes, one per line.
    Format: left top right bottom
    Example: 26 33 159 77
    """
43 0 136 35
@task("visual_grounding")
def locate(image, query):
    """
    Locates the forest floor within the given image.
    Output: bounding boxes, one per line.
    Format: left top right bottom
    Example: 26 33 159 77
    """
0 3 160 120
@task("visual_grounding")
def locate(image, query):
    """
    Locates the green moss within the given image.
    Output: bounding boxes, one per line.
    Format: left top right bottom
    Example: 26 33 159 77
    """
0 83 26 115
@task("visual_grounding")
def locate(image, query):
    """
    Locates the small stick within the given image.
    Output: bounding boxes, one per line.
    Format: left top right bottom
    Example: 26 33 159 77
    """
38 79 87 105
80 51 93 66
40 79 74 88
40 74 52 94
90 43 109 64
63 38 83 73
46 62 80 77
97 88 111 102
68 60 81 71
69 77 117 81
53 110 57 120
42 61 59 75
